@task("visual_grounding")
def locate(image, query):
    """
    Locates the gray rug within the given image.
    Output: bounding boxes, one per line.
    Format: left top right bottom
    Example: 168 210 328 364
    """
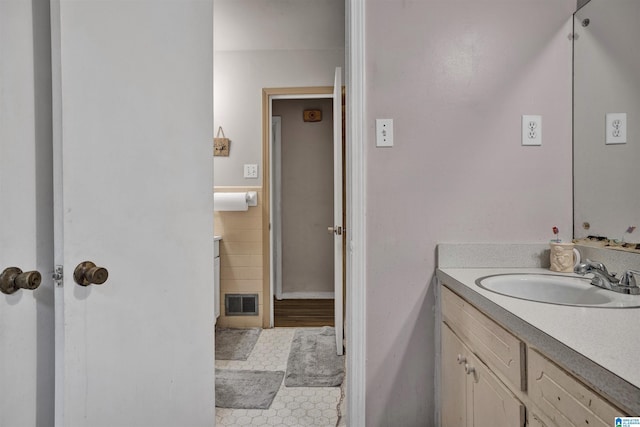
285 326 345 387
215 369 284 409
215 328 261 360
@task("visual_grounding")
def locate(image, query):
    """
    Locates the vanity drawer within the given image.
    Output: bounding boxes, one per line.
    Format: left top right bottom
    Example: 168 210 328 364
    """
441 286 525 391
527 348 625 427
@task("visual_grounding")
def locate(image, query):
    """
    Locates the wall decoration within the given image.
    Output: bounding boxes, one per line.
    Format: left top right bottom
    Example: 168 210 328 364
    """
214 126 230 156
303 109 322 122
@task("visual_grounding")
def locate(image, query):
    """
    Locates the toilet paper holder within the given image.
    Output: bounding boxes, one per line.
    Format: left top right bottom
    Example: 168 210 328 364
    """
213 191 258 211
245 191 258 207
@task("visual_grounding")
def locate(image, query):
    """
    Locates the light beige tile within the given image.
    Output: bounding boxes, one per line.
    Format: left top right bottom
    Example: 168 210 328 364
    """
215 214 262 230
221 279 263 293
219 229 262 243
221 266 262 280
217 315 262 328
222 255 263 268
220 241 262 256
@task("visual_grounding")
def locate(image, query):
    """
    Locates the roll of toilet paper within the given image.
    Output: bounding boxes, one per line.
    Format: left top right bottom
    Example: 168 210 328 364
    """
214 193 249 211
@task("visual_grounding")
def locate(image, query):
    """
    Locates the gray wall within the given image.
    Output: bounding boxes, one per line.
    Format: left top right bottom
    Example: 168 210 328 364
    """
213 0 345 186
274 99 334 296
364 0 575 425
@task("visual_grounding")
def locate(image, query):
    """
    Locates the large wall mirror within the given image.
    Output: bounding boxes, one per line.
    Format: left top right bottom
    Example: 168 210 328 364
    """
573 0 640 250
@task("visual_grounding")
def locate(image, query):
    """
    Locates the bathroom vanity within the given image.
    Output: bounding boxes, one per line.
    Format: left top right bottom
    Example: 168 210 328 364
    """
436 245 640 426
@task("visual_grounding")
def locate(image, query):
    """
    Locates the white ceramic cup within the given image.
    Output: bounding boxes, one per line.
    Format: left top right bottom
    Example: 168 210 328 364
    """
549 242 581 273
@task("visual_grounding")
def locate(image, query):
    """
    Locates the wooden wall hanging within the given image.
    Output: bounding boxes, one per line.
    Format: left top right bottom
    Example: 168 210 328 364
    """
214 126 230 156
303 109 322 122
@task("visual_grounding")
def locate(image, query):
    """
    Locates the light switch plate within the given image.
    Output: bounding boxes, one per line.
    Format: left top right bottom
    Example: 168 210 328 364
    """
376 119 394 147
522 115 542 146
606 113 627 144
244 164 258 179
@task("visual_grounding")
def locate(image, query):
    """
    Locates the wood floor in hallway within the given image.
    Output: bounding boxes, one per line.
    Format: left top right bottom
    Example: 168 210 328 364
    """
273 298 334 327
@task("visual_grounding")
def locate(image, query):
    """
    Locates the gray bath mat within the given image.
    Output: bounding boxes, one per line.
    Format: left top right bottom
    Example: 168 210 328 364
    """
215 328 261 360
215 369 284 409
285 326 345 387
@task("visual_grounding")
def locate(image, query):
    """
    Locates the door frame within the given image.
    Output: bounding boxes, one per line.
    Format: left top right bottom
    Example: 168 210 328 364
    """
262 87 335 327
345 0 366 424
261 77 365 424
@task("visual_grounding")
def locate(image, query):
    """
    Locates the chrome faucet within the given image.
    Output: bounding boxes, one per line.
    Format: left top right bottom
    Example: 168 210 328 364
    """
574 259 640 295
620 269 640 288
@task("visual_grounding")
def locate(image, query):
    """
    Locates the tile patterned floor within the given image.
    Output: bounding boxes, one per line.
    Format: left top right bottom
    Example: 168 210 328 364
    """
215 328 343 427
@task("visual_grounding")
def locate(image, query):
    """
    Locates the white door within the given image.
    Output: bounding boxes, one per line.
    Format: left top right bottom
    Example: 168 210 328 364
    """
0 1 55 425
52 2 215 426
333 67 344 355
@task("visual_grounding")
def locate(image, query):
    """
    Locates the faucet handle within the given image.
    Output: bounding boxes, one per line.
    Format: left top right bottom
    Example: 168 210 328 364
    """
575 259 606 275
620 269 640 287
585 259 607 271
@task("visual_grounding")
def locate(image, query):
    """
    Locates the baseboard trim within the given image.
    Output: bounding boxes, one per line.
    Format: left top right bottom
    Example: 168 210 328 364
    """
278 292 335 300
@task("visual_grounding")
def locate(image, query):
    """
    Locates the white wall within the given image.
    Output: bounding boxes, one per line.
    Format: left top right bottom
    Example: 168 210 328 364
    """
213 0 345 185
364 1 575 425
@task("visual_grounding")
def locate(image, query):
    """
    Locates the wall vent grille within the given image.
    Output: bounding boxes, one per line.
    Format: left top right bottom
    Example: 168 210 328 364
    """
225 294 259 316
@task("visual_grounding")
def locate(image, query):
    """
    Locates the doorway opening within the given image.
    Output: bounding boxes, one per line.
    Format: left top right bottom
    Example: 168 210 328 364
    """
271 96 337 327
212 0 366 421
261 83 345 352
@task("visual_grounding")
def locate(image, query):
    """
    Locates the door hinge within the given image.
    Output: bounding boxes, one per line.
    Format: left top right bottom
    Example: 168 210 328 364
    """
53 265 64 287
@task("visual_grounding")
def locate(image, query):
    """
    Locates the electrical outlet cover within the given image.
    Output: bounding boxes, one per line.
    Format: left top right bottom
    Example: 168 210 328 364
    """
244 164 258 179
606 113 627 144
522 115 542 146
376 119 394 147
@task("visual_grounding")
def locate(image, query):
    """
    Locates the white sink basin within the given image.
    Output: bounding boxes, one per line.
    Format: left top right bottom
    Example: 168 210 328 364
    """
476 274 640 308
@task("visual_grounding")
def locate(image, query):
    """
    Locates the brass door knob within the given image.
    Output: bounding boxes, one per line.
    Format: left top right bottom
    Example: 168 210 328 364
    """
74 261 109 286
0 267 42 295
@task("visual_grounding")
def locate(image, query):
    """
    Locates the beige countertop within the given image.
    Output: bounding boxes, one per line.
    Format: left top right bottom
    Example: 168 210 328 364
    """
437 267 640 415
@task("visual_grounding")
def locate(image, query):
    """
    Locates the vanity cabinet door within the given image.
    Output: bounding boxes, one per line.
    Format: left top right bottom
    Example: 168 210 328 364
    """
442 324 468 427
442 323 525 427
467 349 525 427
442 287 525 391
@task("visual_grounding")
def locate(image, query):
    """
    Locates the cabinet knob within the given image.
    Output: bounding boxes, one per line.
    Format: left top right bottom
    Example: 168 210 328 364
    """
464 364 475 375
456 354 466 365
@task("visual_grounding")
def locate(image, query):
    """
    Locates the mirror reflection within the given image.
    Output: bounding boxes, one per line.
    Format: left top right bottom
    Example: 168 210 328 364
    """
573 0 640 250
